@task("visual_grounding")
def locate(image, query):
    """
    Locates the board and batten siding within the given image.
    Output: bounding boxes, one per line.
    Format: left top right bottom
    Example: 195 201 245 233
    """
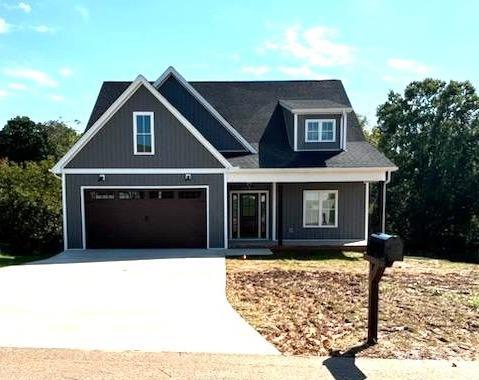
65 173 225 249
66 85 223 169
158 75 246 153
281 182 365 240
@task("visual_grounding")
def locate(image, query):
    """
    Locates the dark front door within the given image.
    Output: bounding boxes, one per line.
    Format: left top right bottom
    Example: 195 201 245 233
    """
239 193 259 238
84 189 207 249
230 191 268 239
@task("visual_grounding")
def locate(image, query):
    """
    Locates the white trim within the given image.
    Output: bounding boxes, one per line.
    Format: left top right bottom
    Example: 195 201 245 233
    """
293 113 298 151
51 74 232 174
133 111 155 155
229 190 269 240
302 190 338 228
153 66 256 154
272 182 276 241
279 101 353 114
62 173 68 250
228 167 396 183
223 175 228 249
365 182 369 240
304 119 336 143
61 168 228 174
80 185 210 249
342 110 348 151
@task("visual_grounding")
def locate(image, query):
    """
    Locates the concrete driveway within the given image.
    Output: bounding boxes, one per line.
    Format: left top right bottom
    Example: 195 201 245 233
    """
0 250 278 355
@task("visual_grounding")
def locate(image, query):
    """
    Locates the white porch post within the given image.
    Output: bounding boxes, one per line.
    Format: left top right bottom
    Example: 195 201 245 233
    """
272 182 277 241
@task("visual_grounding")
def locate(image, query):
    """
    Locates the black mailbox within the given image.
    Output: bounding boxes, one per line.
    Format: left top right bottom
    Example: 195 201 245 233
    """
367 233 404 266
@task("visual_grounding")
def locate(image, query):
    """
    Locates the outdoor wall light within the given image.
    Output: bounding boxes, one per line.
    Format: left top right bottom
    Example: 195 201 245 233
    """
98 174 106 182
185 173 192 181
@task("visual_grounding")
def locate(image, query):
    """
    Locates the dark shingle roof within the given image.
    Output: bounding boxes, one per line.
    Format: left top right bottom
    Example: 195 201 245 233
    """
228 142 395 169
84 78 394 169
189 80 364 143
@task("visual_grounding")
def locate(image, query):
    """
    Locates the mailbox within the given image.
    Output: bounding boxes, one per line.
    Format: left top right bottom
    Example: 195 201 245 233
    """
367 233 404 266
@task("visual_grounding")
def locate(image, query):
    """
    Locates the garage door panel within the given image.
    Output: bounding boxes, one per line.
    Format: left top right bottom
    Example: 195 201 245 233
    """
85 189 207 249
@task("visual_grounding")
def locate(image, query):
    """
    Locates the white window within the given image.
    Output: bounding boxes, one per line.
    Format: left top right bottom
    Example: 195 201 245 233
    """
303 190 338 228
133 112 155 155
305 119 336 143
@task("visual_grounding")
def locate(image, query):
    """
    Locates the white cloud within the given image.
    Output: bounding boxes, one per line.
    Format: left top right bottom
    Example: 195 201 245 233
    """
277 65 329 80
4 68 57 87
8 82 27 90
241 65 270 76
18 2 31 13
387 58 431 75
59 67 73 77
263 25 354 67
32 24 55 33
48 94 64 102
74 5 89 20
0 89 7 97
0 17 10 33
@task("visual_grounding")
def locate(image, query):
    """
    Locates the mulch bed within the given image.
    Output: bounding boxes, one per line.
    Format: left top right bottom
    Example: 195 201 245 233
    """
226 267 479 360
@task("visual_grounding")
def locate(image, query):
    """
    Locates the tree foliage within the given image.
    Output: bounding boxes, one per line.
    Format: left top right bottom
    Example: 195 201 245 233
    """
375 79 479 258
0 117 79 162
0 159 62 255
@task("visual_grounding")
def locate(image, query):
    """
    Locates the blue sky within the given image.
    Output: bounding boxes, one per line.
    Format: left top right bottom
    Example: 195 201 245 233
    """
0 0 478 132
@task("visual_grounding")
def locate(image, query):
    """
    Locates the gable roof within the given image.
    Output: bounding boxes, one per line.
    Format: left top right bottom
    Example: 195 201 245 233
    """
154 67 256 153
80 70 393 170
52 75 232 173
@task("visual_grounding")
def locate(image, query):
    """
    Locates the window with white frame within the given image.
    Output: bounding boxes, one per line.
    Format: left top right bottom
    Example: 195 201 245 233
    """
303 190 338 227
305 119 336 142
133 112 154 155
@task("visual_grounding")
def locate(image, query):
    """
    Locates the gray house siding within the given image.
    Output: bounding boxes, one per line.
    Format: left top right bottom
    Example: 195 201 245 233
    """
282 108 295 149
158 75 246 153
297 114 342 151
65 173 225 249
281 182 365 241
67 85 223 169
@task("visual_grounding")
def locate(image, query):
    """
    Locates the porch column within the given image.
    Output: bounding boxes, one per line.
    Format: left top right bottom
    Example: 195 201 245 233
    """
378 181 386 233
272 182 276 241
277 183 283 246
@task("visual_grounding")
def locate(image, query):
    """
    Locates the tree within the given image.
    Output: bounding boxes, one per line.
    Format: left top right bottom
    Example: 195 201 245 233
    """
376 79 479 259
0 117 48 162
42 120 80 160
0 117 79 163
0 159 62 255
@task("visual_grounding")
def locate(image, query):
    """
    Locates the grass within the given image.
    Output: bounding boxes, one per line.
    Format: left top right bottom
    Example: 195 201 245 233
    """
226 250 479 360
0 252 56 268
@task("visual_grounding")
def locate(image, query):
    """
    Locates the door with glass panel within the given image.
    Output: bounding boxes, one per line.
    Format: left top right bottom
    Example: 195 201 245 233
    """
230 191 268 239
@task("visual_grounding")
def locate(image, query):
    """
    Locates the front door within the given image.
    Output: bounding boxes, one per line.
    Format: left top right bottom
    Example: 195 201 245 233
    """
230 191 268 239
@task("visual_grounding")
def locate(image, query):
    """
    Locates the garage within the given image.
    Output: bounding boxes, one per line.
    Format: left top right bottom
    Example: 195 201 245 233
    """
83 188 207 249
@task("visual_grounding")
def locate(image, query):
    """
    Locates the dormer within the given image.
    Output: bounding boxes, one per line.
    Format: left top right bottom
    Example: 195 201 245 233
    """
279 100 352 152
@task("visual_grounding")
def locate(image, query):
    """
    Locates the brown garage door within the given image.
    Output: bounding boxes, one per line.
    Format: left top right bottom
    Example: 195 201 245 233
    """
84 189 207 249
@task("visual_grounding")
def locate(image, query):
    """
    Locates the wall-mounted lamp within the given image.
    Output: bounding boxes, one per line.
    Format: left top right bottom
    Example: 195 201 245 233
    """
184 173 192 181
98 174 106 182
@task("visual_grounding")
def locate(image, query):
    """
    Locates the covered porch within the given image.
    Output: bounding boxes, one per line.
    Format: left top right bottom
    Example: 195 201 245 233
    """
225 167 392 250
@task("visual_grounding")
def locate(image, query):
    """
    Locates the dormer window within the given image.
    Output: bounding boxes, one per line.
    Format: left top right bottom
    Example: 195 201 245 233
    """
133 112 155 155
305 119 336 143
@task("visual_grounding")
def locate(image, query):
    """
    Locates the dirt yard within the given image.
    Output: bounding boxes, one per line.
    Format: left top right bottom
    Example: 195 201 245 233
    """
226 252 479 360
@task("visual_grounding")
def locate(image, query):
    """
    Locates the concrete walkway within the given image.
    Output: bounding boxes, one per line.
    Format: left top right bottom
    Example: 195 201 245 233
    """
0 348 477 380
0 250 278 355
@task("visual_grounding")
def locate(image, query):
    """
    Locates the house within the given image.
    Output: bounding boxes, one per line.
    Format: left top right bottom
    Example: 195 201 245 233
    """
52 66 397 250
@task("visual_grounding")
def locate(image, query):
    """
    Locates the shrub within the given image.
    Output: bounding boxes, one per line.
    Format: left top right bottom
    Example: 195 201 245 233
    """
0 159 62 255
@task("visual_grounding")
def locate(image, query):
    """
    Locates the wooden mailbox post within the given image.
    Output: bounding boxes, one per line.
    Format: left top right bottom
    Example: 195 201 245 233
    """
365 233 404 345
